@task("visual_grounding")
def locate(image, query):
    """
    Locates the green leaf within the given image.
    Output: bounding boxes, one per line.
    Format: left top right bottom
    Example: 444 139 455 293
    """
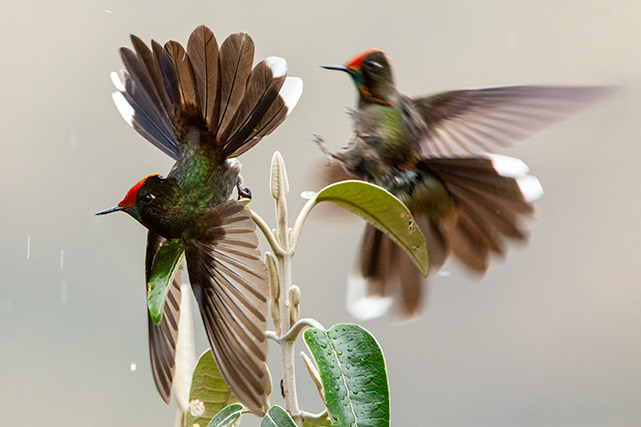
185 349 238 427
313 180 428 276
206 403 244 427
147 238 185 324
261 405 297 427
304 324 390 427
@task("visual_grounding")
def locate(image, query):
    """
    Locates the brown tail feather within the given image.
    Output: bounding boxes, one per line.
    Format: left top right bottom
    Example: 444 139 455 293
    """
114 26 301 161
350 216 447 321
186 25 220 129
424 156 540 272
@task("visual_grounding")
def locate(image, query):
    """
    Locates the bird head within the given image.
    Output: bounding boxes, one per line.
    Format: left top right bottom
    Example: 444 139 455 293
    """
95 174 161 225
322 49 395 105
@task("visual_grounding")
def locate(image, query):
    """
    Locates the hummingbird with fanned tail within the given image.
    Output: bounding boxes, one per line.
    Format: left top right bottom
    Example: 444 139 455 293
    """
319 49 609 322
96 25 302 413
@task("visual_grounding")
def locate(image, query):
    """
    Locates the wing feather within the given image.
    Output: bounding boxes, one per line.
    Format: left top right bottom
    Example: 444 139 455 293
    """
184 200 268 415
145 231 183 404
414 85 610 157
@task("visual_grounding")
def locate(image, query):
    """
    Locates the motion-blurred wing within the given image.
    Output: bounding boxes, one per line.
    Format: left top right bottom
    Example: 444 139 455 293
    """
413 86 610 157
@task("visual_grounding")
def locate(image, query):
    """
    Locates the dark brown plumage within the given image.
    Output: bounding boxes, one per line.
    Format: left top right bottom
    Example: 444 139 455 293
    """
98 25 302 413
321 49 609 321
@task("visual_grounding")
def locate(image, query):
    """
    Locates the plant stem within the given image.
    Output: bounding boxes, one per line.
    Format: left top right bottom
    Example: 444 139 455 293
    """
270 152 303 425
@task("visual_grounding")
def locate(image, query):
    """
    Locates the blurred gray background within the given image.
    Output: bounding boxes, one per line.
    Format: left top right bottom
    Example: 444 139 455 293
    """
1 1 640 426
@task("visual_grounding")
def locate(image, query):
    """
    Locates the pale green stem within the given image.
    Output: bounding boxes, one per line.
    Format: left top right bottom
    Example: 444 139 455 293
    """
251 210 286 256
265 318 326 344
301 409 329 424
290 198 318 251
253 152 328 426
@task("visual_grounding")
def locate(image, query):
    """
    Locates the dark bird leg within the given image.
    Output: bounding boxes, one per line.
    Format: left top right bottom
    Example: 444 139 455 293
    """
236 174 252 200
313 133 344 165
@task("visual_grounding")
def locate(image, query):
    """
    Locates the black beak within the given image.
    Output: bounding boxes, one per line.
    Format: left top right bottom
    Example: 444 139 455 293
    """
95 205 124 216
321 64 354 75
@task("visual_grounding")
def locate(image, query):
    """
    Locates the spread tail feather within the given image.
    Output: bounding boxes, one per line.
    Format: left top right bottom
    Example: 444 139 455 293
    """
349 216 443 321
423 155 542 272
112 26 302 160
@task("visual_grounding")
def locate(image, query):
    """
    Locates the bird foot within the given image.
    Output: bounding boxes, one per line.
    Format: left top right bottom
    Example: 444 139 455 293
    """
312 133 343 165
236 175 252 200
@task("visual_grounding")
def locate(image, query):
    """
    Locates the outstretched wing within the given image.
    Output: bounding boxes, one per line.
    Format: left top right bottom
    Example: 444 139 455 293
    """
184 200 269 415
145 231 183 404
112 25 302 159
413 85 610 157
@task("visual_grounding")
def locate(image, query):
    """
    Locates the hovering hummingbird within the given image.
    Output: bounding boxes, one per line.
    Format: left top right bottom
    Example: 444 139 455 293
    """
96 25 302 413
320 49 608 321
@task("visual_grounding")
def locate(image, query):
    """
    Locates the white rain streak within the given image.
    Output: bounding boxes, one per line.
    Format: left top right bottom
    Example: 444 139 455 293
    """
26 236 30 260
61 281 68 305
60 249 64 269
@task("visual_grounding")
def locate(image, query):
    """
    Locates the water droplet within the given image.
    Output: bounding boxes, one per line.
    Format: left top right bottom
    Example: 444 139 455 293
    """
337 351 343 356
352 390 359 395
129 362 137 372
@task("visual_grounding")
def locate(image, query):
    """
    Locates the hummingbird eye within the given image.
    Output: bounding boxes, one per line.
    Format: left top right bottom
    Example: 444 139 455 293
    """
365 60 383 70
141 193 156 205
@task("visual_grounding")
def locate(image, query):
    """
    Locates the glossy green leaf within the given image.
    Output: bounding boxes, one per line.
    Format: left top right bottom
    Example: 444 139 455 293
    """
304 324 390 427
185 349 238 427
313 180 428 276
206 403 244 427
261 405 297 427
147 238 185 324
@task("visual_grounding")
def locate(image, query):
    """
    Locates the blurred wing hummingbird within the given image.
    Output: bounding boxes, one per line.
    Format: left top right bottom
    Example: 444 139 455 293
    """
320 49 608 322
96 25 302 413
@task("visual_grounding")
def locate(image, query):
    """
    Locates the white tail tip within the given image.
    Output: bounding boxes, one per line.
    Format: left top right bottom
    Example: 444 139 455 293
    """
265 56 288 79
112 92 134 127
110 71 126 92
517 175 544 202
280 77 303 115
488 154 529 178
346 275 392 320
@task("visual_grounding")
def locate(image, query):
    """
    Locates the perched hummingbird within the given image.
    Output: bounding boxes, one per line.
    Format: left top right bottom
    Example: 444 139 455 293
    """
320 49 608 321
96 25 302 413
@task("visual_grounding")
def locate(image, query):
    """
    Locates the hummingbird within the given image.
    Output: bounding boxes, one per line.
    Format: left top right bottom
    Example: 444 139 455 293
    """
96 25 302 413
320 49 609 322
